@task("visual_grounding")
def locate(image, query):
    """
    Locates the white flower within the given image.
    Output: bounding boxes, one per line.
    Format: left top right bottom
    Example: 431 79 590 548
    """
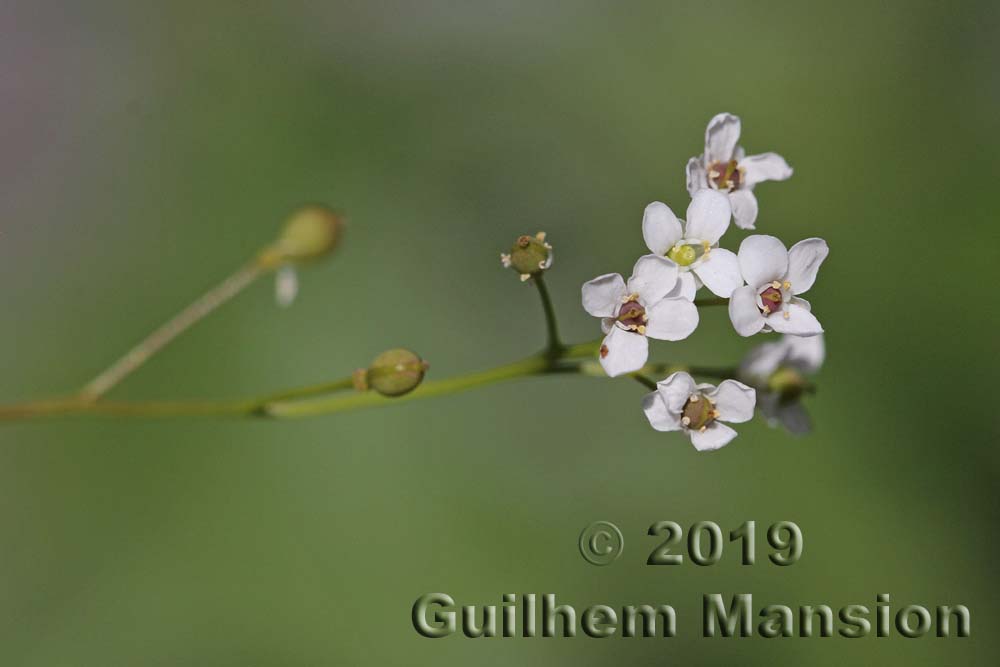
582 255 699 377
729 235 828 337
642 372 756 451
686 112 793 230
641 190 742 300
739 334 824 435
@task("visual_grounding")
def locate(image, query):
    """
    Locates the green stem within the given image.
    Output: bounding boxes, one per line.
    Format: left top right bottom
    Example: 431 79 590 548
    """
694 296 728 308
265 354 553 418
631 374 658 391
0 288 737 422
533 275 563 355
254 376 356 405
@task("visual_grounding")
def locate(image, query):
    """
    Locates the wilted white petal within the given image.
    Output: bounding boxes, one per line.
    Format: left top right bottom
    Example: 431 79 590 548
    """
644 297 699 341
627 254 679 305
692 248 742 298
275 266 299 307
785 238 829 294
686 157 708 196
582 273 626 317
599 326 648 377
738 234 788 287
690 422 738 451
729 284 766 337
656 371 698 414
642 392 682 431
729 189 759 230
740 152 793 187
704 113 741 163
768 303 823 336
784 333 825 374
685 190 732 244
642 202 683 256
707 380 756 423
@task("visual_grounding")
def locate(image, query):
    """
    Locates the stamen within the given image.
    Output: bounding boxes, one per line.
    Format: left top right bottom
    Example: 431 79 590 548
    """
689 394 699 402
771 281 781 289
782 280 791 290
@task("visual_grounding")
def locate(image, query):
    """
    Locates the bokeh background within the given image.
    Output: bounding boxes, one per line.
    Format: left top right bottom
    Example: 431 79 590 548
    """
1 1 998 664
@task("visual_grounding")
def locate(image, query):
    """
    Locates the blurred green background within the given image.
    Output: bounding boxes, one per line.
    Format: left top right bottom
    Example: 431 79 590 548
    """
1 0 997 664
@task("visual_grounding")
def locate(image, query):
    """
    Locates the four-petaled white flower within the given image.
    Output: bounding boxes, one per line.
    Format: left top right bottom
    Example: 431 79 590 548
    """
582 255 699 377
739 334 824 435
642 372 756 451
729 235 828 338
642 190 742 300
686 113 793 230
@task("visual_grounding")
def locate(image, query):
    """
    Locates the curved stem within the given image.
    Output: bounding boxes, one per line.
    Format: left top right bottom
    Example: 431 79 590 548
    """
533 275 563 355
78 260 265 400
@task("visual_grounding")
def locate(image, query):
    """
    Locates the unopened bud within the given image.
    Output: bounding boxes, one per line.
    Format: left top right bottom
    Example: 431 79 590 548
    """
358 348 428 397
501 232 552 281
259 205 344 268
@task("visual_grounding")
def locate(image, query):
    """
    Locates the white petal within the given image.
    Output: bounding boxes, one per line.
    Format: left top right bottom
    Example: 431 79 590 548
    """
740 152 793 187
774 401 812 435
783 333 825 374
704 112 741 163
768 303 823 336
690 422 738 451
642 392 681 432
275 266 299 307
664 271 698 301
706 380 756 423
785 238 829 294
737 234 788 287
582 273 626 318
627 254 679 305
729 189 759 230
729 284 766 337
692 248 741 298
644 297 699 341
686 157 708 196
656 371 698 414
599 326 648 377
685 190 731 244
738 341 788 384
642 202 683 256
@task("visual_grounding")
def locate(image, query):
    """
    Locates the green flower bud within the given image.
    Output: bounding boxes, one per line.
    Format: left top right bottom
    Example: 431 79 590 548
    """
259 205 344 268
501 232 552 281
359 349 429 397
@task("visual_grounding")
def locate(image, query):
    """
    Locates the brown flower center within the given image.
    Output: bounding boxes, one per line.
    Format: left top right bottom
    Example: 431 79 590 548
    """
707 159 742 192
616 299 647 333
759 286 783 315
681 394 717 430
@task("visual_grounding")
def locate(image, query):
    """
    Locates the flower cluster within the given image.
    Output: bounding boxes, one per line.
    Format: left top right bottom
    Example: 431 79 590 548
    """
581 113 829 450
